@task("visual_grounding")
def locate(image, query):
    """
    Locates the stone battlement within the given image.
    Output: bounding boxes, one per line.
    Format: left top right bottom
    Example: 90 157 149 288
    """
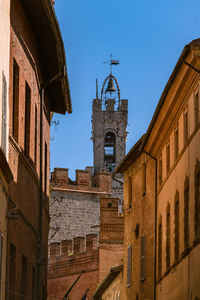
50 167 111 193
48 234 99 279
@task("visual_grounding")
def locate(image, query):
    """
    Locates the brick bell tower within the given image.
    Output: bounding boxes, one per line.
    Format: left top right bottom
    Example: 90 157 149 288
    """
92 57 128 204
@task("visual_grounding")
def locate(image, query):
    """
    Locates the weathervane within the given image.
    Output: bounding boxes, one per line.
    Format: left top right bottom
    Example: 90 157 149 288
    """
104 54 120 75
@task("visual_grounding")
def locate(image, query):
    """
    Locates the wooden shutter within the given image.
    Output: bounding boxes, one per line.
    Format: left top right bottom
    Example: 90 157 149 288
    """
140 235 146 281
0 232 3 298
1 72 7 154
127 245 132 287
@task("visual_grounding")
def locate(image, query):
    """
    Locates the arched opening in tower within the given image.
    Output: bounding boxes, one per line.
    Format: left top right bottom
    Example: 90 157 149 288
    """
104 132 116 172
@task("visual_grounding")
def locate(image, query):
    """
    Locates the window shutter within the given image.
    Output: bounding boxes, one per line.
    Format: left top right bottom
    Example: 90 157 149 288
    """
140 235 146 281
1 72 7 154
127 245 132 287
0 232 3 298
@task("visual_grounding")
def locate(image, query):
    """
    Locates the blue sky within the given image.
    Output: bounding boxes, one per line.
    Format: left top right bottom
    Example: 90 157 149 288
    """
50 0 200 179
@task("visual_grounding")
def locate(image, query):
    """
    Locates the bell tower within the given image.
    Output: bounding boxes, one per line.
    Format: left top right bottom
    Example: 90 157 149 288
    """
92 57 128 195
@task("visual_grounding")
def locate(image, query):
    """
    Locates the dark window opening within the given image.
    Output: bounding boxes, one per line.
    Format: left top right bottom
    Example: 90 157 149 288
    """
166 204 170 270
13 60 19 142
174 192 179 262
194 91 199 129
127 245 132 287
166 143 170 174
174 127 179 160
104 132 116 172
24 82 31 156
34 105 37 165
21 255 27 300
184 111 188 145
184 178 189 250
158 216 162 279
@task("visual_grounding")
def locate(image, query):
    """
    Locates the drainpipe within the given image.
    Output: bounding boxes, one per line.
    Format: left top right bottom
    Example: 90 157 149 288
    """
142 150 157 300
37 86 44 300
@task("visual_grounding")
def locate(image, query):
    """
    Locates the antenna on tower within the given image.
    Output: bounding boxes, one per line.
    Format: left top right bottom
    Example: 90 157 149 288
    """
96 79 98 100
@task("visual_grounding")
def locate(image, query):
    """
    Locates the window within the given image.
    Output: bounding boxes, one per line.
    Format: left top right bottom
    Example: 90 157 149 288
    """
0 232 3 299
174 192 179 262
24 82 31 155
140 235 146 281
194 91 199 130
9 243 16 300
166 204 170 270
158 216 162 279
128 176 132 209
194 160 200 239
127 245 132 287
142 163 146 197
21 255 27 300
1 72 7 154
13 59 19 142
184 177 189 250
159 156 162 186
184 110 188 145
166 143 170 174
34 105 37 164
174 127 179 160
104 132 116 172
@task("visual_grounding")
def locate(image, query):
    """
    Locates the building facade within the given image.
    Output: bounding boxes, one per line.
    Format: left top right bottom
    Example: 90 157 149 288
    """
6 1 71 299
0 1 13 300
114 39 200 300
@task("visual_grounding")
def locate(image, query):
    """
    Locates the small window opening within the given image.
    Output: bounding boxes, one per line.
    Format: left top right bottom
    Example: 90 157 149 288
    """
104 132 116 172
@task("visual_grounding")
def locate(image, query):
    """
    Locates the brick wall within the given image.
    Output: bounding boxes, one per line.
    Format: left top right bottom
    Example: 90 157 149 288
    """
6 0 50 298
48 235 99 300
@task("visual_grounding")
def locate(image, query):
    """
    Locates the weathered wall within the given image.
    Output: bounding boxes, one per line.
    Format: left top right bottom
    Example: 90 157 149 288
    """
99 197 124 283
49 168 111 243
6 0 50 298
48 235 99 300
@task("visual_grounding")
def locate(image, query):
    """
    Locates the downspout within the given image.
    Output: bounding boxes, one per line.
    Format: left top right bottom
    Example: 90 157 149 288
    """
37 86 44 300
142 150 157 300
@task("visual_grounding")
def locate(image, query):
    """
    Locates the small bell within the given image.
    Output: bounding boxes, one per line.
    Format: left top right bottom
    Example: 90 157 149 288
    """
105 77 116 93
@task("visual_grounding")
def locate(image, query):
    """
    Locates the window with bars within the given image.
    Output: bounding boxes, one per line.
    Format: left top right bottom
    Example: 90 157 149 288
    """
140 235 146 281
24 82 31 156
174 191 180 262
194 91 199 130
127 245 132 287
0 232 3 299
1 72 7 155
166 204 170 271
158 216 162 279
12 59 19 142
184 177 189 250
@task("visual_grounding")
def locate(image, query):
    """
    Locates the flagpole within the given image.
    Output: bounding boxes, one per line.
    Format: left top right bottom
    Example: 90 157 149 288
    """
62 270 85 300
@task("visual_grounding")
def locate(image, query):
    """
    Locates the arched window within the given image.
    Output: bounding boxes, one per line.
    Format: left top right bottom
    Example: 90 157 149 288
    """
184 177 189 250
104 132 116 172
174 191 179 262
166 203 170 270
158 215 162 279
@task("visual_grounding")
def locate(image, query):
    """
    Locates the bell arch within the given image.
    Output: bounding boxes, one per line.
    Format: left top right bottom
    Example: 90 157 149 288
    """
104 131 116 172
